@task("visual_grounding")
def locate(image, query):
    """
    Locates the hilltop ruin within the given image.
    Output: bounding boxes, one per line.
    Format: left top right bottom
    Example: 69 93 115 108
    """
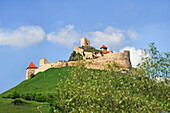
26 37 131 80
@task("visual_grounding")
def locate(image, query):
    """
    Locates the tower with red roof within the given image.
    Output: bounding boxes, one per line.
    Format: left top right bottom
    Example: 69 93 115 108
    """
100 45 107 51
26 62 38 80
100 45 110 54
27 62 38 69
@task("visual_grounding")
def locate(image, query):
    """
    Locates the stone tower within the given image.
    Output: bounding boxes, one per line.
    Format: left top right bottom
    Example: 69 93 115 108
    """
123 51 132 68
80 37 90 47
26 62 38 80
39 58 50 69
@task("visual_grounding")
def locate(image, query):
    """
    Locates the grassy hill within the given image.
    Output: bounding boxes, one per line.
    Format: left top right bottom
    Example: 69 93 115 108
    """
0 66 73 113
0 66 71 97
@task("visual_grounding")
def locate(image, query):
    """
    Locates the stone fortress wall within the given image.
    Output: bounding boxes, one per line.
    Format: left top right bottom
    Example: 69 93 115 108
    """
26 37 131 80
86 51 131 70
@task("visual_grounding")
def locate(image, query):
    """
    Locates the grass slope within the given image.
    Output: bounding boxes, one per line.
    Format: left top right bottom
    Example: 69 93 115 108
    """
0 66 72 113
0 66 71 97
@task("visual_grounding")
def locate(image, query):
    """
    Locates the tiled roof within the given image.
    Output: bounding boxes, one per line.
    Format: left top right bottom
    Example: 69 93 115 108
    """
100 45 107 49
28 62 37 69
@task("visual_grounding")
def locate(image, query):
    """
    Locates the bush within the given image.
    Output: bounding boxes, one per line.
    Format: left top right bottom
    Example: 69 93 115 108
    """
31 93 37 100
34 93 46 102
21 93 31 100
12 98 27 105
5 94 12 98
11 91 20 99
20 92 55 103
46 94 54 102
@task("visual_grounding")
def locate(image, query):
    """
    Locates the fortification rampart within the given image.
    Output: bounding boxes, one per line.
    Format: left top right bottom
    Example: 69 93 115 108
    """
26 37 132 80
31 51 130 78
84 51 131 70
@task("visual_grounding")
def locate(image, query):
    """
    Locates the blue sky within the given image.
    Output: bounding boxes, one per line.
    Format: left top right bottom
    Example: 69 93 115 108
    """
0 0 169 94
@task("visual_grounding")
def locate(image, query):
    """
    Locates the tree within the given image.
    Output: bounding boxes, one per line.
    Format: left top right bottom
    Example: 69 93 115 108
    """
137 42 170 78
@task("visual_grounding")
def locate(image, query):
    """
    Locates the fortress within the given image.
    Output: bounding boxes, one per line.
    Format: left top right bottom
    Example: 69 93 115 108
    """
26 37 132 80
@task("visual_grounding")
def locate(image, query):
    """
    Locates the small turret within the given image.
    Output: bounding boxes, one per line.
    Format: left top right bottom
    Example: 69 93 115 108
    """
100 45 107 51
26 62 38 80
100 45 110 54
27 62 38 69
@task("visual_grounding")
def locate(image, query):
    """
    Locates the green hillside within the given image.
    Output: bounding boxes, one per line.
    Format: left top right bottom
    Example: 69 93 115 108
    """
0 66 75 113
0 66 71 97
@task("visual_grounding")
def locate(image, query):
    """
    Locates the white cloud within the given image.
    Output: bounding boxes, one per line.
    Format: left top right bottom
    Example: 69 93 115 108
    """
127 29 138 40
0 25 139 50
0 26 45 48
47 25 80 48
119 46 143 68
84 26 138 50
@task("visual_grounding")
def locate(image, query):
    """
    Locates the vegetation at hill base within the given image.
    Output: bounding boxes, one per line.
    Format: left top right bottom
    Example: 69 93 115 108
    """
0 97 50 113
0 42 169 113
